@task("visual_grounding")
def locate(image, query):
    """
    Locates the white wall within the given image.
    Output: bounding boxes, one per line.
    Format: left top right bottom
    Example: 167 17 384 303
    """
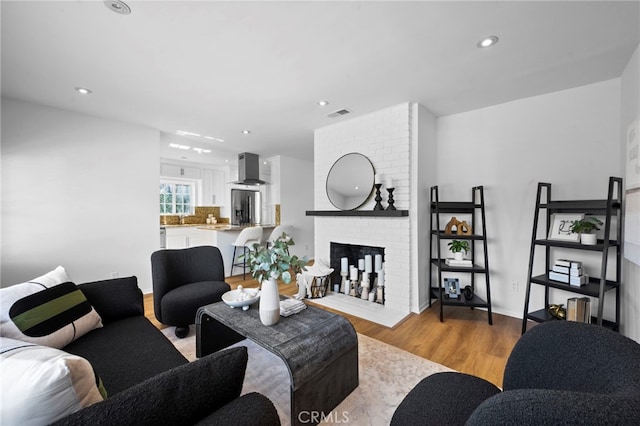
272 155 314 259
620 44 640 342
412 103 437 311
1 98 160 293
437 79 622 320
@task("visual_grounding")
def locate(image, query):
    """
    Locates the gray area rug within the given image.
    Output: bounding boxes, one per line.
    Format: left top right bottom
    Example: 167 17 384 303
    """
163 327 451 426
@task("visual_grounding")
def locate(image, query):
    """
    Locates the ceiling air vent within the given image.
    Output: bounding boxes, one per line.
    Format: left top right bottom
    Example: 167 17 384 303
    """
327 108 351 118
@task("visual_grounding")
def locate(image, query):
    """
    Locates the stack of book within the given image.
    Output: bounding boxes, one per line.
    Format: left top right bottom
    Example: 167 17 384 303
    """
548 259 588 286
567 297 591 323
445 258 472 267
280 298 307 317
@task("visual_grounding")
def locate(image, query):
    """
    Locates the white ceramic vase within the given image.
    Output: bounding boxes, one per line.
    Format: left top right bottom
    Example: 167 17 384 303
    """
453 252 464 261
580 233 597 245
259 278 280 326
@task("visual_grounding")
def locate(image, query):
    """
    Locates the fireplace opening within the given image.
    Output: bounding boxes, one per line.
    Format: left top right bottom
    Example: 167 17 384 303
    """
330 242 385 278
330 242 386 303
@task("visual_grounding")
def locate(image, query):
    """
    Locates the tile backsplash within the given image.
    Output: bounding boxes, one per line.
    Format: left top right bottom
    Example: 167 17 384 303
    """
160 206 226 225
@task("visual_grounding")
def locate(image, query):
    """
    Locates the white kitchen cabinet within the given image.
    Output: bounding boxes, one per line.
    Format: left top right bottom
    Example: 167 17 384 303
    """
160 163 201 179
164 226 212 249
202 168 225 206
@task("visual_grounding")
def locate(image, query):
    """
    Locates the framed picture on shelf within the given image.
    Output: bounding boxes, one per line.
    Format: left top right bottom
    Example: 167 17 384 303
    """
444 278 460 299
548 213 584 242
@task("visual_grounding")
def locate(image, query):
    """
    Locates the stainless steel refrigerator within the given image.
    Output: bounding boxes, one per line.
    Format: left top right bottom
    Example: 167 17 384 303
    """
231 189 261 225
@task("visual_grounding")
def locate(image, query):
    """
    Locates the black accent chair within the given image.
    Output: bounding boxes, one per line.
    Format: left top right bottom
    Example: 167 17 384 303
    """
391 320 640 425
151 246 230 338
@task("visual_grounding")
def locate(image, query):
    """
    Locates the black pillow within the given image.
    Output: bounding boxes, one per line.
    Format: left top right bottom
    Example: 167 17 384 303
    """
78 277 143 323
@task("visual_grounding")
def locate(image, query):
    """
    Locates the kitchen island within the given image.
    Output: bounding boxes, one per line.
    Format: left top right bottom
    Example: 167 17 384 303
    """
161 224 275 277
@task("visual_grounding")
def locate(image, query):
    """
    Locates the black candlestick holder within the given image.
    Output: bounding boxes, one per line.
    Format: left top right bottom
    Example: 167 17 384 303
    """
373 183 384 210
386 187 396 210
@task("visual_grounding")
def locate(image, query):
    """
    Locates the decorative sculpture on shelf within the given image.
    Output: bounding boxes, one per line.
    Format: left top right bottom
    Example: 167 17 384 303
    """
548 304 566 320
373 183 384 211
444 217 459 234
444 217 473 235
457 220 472 235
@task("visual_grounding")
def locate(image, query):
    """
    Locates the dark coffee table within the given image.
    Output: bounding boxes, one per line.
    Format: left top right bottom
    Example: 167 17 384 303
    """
196 299 359 426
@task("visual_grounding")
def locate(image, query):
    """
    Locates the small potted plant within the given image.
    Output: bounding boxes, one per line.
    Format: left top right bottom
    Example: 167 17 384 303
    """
447 240 470 260
569 216 603 245
244 233 308 325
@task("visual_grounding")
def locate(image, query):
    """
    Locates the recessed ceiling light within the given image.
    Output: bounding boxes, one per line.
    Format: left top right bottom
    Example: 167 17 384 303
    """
317 100 329 107
242 130 251 135
176 130 201 137
477 36 499 48
192 147 212 154
104 0 131 15
74 87 92 95
204 136 225 142
168 143 190 150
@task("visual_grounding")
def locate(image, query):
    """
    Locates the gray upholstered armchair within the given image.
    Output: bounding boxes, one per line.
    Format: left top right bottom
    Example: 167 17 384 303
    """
392 320 640 425
151 246 230 338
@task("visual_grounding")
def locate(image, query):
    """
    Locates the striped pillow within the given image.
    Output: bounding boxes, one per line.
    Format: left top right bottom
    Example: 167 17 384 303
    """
0 267 102 348
0 337 106 425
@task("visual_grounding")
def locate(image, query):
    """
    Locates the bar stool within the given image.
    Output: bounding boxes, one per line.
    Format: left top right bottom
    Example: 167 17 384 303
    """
231 227 263 279
266 225 285 247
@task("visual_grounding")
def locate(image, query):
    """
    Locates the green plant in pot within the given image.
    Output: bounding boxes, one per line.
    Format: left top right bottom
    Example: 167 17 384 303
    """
448 240 470 260
243 233 308 325
569 216 603 245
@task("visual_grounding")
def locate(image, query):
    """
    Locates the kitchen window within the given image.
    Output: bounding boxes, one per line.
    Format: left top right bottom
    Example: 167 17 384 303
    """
160 181 195 215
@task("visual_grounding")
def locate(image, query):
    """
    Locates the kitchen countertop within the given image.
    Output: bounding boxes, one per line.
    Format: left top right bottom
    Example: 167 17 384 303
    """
161 224 275 231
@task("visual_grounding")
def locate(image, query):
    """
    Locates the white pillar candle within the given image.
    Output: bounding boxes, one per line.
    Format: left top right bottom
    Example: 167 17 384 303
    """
368 292 375 302
341 257 348 273
378 269 385 287
386 177 394 189
374 254 383 272
365 255 372 273
358 258 365 270
375 173 382 184
350 266 358 281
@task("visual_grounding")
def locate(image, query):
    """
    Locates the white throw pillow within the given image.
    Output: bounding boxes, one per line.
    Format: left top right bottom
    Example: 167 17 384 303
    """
0 266 103 348
0 337 105 425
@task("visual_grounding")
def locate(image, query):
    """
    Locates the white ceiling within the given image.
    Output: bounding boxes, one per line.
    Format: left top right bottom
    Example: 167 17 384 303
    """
2 1 638 166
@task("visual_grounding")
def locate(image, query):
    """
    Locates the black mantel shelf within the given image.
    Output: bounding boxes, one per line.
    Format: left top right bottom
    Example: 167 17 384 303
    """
306 210 409 217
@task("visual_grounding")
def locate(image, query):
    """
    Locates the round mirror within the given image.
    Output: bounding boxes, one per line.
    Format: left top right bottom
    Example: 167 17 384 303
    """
326 153 375 210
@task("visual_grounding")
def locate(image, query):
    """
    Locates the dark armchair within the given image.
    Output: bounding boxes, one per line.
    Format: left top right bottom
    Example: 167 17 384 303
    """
391 320 640 425
151 246 231 338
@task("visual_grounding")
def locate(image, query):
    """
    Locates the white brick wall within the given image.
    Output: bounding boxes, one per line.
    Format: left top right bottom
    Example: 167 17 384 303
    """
313 103 413 315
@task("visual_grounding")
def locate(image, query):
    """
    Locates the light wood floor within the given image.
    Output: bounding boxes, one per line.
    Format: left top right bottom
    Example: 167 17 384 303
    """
144 274 523 388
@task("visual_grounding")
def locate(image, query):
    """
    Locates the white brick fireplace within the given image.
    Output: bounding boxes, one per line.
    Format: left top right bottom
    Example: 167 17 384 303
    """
311 103 436 326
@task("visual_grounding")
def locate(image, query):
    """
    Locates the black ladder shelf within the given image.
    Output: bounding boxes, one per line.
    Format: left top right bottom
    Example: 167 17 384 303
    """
521 176 623 334
429 185 493 325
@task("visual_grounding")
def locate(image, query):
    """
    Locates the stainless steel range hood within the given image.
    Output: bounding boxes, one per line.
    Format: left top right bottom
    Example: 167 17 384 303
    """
233 152 267 185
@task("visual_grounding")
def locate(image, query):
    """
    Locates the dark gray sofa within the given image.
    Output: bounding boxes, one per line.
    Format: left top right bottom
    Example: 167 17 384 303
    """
52 276 280 425
391 320 640 425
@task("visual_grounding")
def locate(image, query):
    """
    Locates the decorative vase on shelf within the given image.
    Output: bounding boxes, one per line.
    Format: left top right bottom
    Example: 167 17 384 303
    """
259 278 280 326
453 252 464 261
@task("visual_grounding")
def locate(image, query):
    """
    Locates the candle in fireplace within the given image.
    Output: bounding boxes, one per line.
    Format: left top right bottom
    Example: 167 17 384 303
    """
350 266 358 281
375 254 383 271
341 257 348 273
